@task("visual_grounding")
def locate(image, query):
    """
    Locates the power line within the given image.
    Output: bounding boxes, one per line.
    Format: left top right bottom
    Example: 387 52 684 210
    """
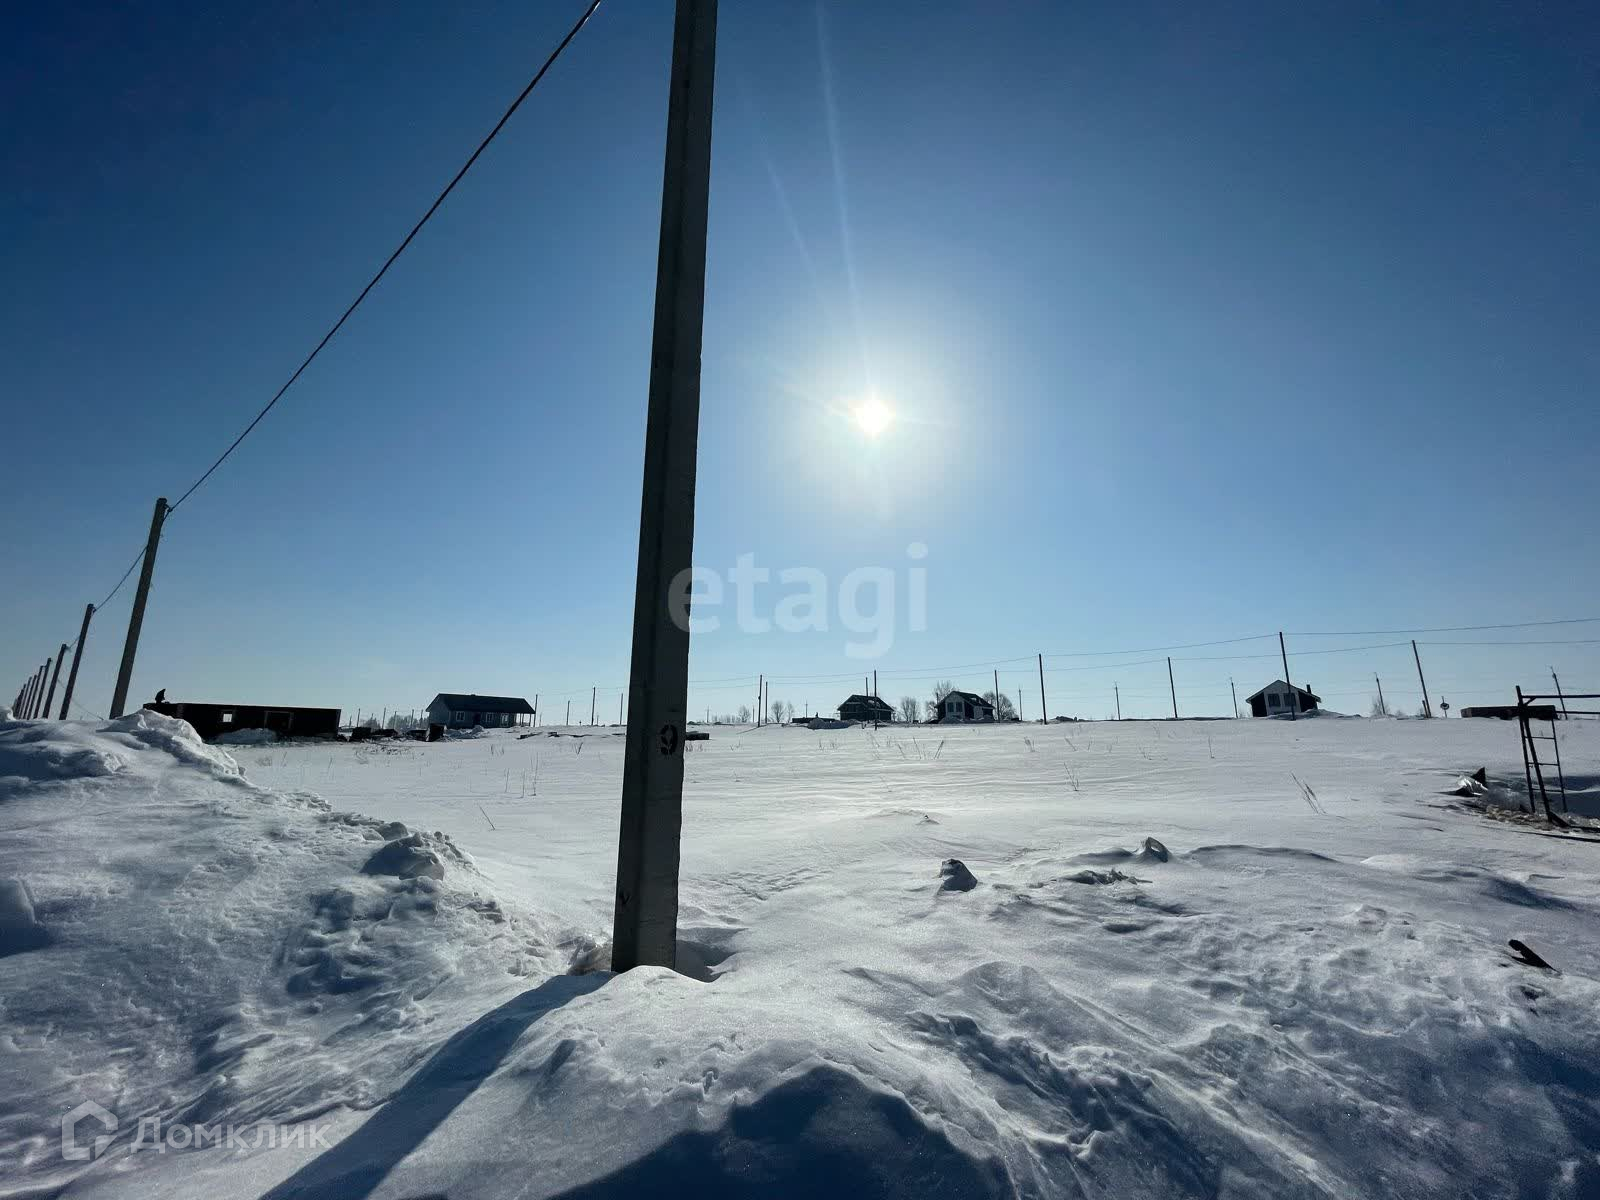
96 547 149 613
164 0 605 516
23 0 606 684
1420 638 1600 648
1290 618 1600 637
1044 634 1274 658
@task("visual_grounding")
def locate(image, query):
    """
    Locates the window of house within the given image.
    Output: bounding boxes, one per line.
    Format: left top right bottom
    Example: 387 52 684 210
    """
1267 693 1281 708
455 711 467 722
221 712 234 724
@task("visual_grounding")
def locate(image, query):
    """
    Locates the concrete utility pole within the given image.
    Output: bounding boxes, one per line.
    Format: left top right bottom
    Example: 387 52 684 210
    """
21 669 39 719
1017 689 1023 721
1229 676 1238 719
1115 683 1121 721
591 686 596 726
566 700 572 726
1037 653 1048 723
33 663 50 718
994 668 1000 717
1167 657 1178 719
872 669 877 699
42 644 67 720
1375 674 1386 716
109 497 168 719
1278 632 1296 721
757 675 763 726
1411 640 1432 718
612 0 717 975
1552 670 1568 718
533 693 539 726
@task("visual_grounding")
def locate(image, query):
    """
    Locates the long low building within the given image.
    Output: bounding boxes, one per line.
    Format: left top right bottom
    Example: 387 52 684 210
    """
426 693 535 729
147 701 341 741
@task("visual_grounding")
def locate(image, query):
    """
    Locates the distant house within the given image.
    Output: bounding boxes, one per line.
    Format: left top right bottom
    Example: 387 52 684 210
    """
426 693 535 730
838 694 894 723
1246 680 1320 718
146 700 340 741
932 690 995 723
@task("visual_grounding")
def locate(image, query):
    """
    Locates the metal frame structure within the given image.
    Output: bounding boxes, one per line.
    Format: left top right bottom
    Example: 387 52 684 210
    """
1515 688 1598 820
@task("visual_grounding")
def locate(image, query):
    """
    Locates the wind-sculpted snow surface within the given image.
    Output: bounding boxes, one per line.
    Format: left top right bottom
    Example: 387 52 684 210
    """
3 714 1599 1198
0 714 573 1198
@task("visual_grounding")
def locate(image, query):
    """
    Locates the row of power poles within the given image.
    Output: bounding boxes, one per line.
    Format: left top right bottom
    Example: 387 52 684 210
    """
10 496 168 726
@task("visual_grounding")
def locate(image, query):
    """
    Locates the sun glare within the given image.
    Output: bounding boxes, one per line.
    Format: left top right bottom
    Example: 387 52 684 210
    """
851 397 894 439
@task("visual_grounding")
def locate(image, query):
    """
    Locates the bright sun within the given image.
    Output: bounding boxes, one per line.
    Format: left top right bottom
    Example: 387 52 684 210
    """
851 397 894 438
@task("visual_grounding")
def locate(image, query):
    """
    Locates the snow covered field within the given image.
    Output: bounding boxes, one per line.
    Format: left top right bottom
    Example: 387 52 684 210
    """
3 709 1598 1198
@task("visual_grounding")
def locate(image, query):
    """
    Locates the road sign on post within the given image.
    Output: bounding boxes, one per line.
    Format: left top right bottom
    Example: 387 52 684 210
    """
612 0 718 975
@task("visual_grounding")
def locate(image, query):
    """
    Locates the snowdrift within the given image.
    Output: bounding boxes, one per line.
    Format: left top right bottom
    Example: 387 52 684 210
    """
3 712 1599 1198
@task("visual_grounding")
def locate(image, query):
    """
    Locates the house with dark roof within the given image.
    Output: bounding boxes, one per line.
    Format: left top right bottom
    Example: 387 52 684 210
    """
837 694 894 723
1245 680 1320 718
426 693 535 730
931 690 995 723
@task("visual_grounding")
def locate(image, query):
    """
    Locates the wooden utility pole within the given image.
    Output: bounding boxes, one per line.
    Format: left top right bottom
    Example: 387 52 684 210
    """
612 0 717 975
533 693 539 726
1167 657 1178 719
757 674 763 725
590 686 596 726
1037 653 1048 723
1411 640 1432 717
33 663 49 718
1278 631 1296 720
1375 675 1386 716
42 644 67 720
994 668 1000 717
1229 676 1238 719
872 669 877 699
21 669 39 719
109 497 168 719
1115 683 1121 721
1552 670 1568 718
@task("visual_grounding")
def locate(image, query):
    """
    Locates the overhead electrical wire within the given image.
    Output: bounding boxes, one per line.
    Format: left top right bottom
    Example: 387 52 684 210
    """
21 0 607 680
165 0 604 516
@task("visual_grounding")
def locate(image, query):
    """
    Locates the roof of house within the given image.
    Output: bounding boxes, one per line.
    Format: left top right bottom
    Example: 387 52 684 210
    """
839 693 893 711
1244 680 1321 704
943 690 994 707
429 693 535 715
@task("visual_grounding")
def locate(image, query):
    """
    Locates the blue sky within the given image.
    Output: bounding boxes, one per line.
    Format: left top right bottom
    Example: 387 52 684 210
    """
4 0 1598 723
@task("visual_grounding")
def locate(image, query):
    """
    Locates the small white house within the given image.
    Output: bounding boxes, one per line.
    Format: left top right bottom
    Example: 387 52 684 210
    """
934 690 996 723
1246 680 1320 718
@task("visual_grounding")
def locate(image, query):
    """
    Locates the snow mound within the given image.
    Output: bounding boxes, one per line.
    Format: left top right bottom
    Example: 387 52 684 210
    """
362 832 448 880
939 858 978 891
0 877 49 956
0 718 127 787
102 708 245 778
0 716 572 1196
